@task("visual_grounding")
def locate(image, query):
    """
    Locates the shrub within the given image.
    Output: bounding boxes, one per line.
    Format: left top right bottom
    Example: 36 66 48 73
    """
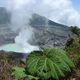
12 48 74 80
26 48 74 80
70 26 80 36
12 66 26 79
65 37 80 64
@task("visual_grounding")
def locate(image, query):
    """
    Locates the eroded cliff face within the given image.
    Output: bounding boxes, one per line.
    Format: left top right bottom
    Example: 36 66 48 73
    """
31 27 69 48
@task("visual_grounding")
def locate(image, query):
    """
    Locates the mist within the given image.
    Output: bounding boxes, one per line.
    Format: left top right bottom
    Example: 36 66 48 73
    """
10 3 40 53
0 0 80 53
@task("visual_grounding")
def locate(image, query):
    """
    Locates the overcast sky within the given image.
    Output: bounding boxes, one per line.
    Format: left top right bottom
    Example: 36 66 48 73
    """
0 0 80 10
0 0 80 27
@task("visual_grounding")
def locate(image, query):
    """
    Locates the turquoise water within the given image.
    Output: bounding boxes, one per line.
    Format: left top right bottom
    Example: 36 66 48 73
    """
0 43 25 53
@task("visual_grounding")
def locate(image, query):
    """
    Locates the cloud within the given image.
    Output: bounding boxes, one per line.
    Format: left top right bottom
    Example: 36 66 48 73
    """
1 0 80 27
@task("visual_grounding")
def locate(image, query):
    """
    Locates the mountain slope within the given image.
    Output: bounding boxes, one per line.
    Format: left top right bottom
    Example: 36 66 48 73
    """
0 8 71 48
30 14 71 48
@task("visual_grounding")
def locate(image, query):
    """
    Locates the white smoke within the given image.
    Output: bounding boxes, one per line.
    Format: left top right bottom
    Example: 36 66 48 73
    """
1 0 80 53
9 0 40 53
15 26 39 53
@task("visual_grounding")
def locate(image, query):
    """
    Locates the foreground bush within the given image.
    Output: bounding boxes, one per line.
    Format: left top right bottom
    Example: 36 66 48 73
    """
13 48 74 80
65 26 80 64
26 48 74 80
65 37 80 64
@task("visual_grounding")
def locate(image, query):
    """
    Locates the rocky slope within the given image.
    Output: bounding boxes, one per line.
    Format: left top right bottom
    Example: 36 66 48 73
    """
30 14 72 48
0 7 72 48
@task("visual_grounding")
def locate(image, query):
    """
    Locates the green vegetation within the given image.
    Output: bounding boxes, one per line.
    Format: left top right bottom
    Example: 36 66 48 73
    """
64 26 80 79
12 48 74 80
65 26 80 64
12 66 26 79
65 37 80 64
70 26 80 36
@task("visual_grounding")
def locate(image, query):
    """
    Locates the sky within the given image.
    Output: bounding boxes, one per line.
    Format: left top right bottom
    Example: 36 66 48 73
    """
0 0 80 27
72 0 80 10
0 0 80 10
